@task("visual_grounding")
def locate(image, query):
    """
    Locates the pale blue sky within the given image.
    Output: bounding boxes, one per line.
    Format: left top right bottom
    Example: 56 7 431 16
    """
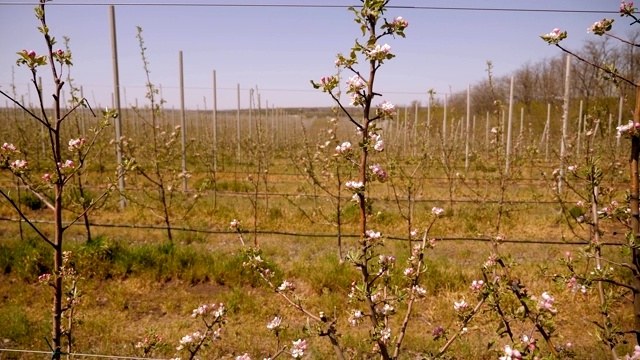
0 1 623 110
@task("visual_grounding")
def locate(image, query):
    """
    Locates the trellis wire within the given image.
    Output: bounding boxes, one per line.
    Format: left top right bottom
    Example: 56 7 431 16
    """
0 348 167 360
0 217 624 246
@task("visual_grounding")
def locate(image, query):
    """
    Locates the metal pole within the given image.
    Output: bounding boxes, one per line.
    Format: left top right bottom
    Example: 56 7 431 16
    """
465 85 470 172
505 76 514 173
442 94 447 144
212 70 218 172
109 5 126 210
559 55 571 193
179 51 187 191
237 83 241 159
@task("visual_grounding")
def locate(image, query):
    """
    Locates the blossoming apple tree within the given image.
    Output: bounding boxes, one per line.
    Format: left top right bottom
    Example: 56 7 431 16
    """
0 1 118 358
541 0 640 351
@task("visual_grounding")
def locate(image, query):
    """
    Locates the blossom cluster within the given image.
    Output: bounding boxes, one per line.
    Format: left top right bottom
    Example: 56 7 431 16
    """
364 229 382 243
335 141 352 154
313 75 339 93
291 339 307 358
566 276 587 294
191 302 226 319
366 43 393 62
348 309 364 326
616 120 640 139
16 49 47 69
377 101 395 118
266 316 282 331
1 142 17 153
369 163 387 182
453 300 468 312
345 180 364 191
176 331 207 351
537 292 556 313
540 28 567 45
587 18 614 35
620 1 636 15
68 137 86 152
278 280 295 292
388 16 409 30
368 132 385 151
469 280 484 292
499 345 522 360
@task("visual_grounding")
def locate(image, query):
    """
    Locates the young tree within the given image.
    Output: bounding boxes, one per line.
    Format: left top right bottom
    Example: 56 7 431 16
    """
0 1 116 358
541 1 640 348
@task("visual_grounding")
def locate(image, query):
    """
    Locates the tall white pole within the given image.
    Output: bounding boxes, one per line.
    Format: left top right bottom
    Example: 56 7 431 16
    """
617 96 623 148
179 51 187 191
505 76 514 173
465 85 471 172
237 83 241 159
559 55 571 193
212 70 218 172
545 103 551 162
577 100 583 159
109 5 126 209
442 94 447 145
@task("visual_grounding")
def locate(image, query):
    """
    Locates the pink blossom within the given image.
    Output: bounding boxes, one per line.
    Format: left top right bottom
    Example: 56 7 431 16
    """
431 207 444 216
335 141 352 154
412 285 427 297
68 138 87 151
373 138 384 151
470 280 484 292
235 353 251 360
345 180 364 191
617 120 636 138
378 303 394 315
403 267 415 277
369 163 387 181
368 43 392 59
378 101 395 117
348 309 363 326
365 229 381 241
538 292 556 312
453 300 468 311
588 18 614 35
1 142 17 152
38 273 52 283
278 280 295 292
291 339 307 358
266 316 282 331
10 159 27 170
27 50 36 58
60 160 75 169
346 75 366 91
230 219 240 228
379 327 391 344
621 1 636 15
541 28 567 45
42 173 52 182
391 16 409 28
499 345 522 360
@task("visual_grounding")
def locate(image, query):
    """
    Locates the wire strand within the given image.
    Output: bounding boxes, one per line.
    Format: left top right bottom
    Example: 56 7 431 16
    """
0 348 168 360
0 2 617 14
